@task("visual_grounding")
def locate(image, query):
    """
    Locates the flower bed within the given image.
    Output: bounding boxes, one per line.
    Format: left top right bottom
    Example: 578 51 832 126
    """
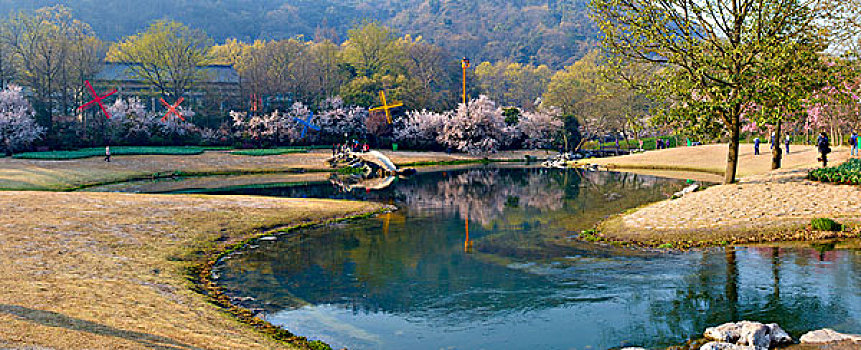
808 159 861 184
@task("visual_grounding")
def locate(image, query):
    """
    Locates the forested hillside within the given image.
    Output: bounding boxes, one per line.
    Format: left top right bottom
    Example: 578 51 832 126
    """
0 0 597 67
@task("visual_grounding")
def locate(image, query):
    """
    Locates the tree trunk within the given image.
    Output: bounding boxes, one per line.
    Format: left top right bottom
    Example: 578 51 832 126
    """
725 118 741 184
772 119 782 170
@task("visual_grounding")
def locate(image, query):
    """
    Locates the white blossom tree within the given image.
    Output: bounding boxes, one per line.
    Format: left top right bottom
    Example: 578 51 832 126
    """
438 95 507 154
312 97 368 143
394 109 450 150
105 97 200 145
518 109 563 149
0 85 44 154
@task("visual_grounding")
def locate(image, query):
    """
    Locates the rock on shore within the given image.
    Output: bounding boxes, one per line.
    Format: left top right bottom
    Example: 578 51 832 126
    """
799 329 861 344
702 321 792 350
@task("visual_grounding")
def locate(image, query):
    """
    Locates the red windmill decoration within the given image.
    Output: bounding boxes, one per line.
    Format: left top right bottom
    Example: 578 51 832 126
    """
160 97 185 121
78 80 118 119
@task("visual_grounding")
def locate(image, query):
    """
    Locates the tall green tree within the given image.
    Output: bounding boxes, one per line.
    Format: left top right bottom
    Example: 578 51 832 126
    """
592 0 834 184
109 20 213 100
1 5 103 131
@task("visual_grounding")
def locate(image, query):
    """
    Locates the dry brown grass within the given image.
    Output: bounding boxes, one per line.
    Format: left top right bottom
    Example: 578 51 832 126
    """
577 144 851 180
0 191 384 349
0 150 547 191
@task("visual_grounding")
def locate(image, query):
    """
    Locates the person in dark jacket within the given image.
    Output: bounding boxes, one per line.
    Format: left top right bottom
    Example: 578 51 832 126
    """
754 137 760 155
817 132 830 167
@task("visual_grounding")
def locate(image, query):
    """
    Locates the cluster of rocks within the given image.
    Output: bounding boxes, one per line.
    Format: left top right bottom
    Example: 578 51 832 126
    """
542 153 581 168
700 321 860 350
619 321 860 350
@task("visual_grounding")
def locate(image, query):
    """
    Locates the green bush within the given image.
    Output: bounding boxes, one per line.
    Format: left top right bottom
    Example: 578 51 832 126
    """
230 148 310 156
808 159 861 185
12 146 227 160
811 218 842 232
307 340 332 350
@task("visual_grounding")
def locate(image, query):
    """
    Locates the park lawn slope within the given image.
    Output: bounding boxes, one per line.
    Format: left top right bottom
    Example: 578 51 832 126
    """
0 191 384 349
0 149 549 191
595 168 861 246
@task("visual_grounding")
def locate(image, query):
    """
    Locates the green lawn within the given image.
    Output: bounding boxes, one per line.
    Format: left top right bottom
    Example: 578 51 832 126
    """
12 146 231 160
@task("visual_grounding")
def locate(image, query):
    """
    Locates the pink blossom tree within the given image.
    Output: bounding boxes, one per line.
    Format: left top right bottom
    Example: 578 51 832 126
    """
438 95 507 154
394 109 450 150
0 85 44 154
518 109 563 149
312 97 368 143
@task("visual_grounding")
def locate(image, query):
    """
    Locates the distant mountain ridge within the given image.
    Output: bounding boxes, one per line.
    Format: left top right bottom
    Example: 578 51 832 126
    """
0 0 598 67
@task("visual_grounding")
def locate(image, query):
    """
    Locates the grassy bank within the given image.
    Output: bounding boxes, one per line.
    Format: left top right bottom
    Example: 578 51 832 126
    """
0 150 546 191
0 191 384 349
13 146 231 160
191 208 392 349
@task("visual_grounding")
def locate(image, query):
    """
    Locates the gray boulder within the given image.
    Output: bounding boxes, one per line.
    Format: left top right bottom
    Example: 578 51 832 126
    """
703 321 793 349
765 323 792 345
738 322 770 350
705 323 742 343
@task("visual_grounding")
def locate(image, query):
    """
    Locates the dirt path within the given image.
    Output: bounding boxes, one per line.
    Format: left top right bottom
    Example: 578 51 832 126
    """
0 191 383 349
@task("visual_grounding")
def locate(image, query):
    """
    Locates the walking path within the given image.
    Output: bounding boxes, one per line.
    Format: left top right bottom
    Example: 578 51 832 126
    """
585 144 861 244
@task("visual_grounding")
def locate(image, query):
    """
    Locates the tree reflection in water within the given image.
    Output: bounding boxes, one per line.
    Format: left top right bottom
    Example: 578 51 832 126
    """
213 167 861 350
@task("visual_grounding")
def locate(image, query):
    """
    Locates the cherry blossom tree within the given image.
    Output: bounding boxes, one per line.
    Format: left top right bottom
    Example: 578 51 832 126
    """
312 97 369 143
394 109 450 150
518 108 563 149
438 95 507 154
0 85 44 154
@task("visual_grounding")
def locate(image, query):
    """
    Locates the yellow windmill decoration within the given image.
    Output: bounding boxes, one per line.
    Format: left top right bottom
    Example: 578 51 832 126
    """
370 90 403 124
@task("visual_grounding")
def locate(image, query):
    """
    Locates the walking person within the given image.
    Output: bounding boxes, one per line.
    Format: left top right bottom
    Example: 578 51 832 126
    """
851 131 858 157
104 145 111 162
855 136 861 156
817 132 830 167
754 137 761 155
785 133 791 154
770 132 776 150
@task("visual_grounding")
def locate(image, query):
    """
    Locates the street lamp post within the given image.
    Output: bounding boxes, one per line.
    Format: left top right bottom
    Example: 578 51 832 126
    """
461 57 470 106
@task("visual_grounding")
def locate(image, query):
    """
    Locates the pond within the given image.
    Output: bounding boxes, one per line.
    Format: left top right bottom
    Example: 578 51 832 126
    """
197 167 861 350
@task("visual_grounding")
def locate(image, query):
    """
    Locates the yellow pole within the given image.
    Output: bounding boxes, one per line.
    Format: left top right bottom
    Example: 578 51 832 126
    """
462 67 466 105
461 57 470 106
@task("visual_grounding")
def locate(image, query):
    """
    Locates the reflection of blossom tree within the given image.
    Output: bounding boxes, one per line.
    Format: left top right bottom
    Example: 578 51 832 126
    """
398 169 565 225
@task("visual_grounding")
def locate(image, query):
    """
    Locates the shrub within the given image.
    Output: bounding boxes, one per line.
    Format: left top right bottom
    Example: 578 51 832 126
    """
230 148 310 156
811 217 842 231
809 159 861 185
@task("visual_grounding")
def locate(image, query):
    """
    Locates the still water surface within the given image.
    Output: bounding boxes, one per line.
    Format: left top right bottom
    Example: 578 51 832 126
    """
206 167 860 350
